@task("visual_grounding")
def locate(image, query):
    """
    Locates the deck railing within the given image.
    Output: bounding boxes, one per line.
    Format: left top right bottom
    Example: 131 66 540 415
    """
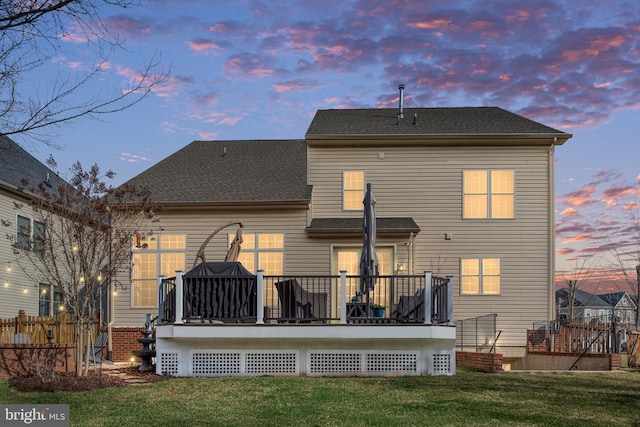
158 271 454 326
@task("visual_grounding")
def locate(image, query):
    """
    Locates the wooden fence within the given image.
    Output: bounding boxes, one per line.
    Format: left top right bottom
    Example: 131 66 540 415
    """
0 310 99 345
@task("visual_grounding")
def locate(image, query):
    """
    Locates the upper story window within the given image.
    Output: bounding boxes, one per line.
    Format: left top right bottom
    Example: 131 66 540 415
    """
461 258 500 295
16 215 31 250
343 171 364 210
16 215 46 253
132 234 186 308
463 170 514 219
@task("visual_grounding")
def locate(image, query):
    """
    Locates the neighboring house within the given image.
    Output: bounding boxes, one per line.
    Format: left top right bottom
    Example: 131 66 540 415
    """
555 288 636 325
110 103 572 368
0 136 67 318
598 291 637 326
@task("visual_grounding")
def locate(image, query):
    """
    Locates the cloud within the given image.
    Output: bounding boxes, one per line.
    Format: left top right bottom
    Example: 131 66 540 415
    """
559 186 597 207
273 79 322 93
187 39 232 52
224 53 279 77
105 15 153 39
120 153 152 163
560 207 578 217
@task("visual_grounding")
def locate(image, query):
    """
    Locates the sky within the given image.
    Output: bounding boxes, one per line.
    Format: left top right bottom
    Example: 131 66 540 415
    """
16 0 640 294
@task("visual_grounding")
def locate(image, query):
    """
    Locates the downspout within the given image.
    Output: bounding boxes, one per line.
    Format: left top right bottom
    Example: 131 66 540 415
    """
549 139 556 321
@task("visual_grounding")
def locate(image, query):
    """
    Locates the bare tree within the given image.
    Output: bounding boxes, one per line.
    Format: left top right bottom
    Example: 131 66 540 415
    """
605 202 640 328
0 1 168 145
3 158 157 376
558 258 591 323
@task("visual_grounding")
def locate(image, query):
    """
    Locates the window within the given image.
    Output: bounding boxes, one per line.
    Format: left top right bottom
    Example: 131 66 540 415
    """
39 284 51 316
39 284 64 316
463 170 514 219
584 308 591 320
132 234 186 308
234 233 284 308
333 247 393 316
461 258 500 295
16 215 31 250
233 233 284 275
33 221 45 254
343 171 364 210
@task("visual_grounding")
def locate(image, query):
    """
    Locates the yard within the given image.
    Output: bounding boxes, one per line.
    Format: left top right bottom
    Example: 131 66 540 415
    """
1 368 639 426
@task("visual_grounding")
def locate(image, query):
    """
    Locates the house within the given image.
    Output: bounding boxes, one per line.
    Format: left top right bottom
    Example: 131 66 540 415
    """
557 288 637 326
599 291 637 326
111 99 572 374
0 136 68 319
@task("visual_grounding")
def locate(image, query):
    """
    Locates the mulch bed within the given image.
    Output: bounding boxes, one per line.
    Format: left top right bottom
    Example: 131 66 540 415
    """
8 366 170 392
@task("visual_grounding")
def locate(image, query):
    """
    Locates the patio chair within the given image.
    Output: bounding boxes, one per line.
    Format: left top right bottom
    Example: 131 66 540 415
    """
88 332 112 365
394 289 426 322
275 279 327 323
10 333 31 344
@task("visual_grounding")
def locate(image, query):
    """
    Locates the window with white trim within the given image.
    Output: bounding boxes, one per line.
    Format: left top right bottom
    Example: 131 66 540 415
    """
132 234 185 308
461 258 500 295
15 216 45 253
39 283 63 316
232 233 284 307
16 215 31 250
232 233 284 275
343 171 364 210
463 170 514 219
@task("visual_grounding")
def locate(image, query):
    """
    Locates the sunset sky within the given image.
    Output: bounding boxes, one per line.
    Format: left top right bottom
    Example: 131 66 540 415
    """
18 0 640 294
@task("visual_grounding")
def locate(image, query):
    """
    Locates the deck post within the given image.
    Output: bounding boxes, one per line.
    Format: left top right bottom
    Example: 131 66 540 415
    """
174 270 184 324
340 270 347 324
446 275 454 325
256 270 264 324
424 271 432 325
157 275 166 325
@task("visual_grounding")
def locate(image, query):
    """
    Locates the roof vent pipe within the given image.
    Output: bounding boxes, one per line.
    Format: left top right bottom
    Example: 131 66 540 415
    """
398 84 405 119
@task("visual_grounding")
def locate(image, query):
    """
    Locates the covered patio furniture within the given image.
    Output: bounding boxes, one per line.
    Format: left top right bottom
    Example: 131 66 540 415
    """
275 279 327 323
183 262 256 322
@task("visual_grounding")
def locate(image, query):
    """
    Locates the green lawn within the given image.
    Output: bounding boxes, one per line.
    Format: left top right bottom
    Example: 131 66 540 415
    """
1 368 639 426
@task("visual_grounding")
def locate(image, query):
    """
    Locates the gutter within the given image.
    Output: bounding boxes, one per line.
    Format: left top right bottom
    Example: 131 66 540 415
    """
305 134 572 146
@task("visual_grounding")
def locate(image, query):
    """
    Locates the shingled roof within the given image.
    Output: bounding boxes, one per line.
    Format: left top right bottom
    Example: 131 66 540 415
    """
0 136 67 197
121 139 312 206
306 107 572 144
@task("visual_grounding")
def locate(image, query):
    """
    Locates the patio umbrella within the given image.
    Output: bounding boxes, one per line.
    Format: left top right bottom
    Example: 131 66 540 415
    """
224 226 244 262
359 183 379 295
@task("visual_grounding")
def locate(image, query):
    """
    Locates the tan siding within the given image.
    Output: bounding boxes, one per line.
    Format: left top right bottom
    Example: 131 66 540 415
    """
0 190 43 317
308 144 553 349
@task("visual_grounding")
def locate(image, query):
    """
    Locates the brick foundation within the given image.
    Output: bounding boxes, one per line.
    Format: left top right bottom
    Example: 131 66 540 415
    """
109 327 148 363
0 345 75 378
456 351 503 373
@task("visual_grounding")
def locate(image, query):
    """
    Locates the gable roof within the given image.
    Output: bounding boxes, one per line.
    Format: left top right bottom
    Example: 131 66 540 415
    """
121 139 312 207
0 136 67 197
306 107 572 145
556 288 611 308
599 292 637 309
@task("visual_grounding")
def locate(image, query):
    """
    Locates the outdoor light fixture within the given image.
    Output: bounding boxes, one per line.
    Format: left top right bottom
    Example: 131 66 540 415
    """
3 280 8 288
23 285 28 293
6 261 10 272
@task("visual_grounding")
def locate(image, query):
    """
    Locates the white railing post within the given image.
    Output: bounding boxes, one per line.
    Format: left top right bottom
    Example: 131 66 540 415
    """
174 270 184 325
157 275 166 325
340 270 347 324
446 275 454 325
256 270 265 324
424 271 432 325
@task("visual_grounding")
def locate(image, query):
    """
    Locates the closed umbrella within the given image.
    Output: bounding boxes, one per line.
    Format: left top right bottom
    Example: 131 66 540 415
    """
359 183 379 295
224 226 243 262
